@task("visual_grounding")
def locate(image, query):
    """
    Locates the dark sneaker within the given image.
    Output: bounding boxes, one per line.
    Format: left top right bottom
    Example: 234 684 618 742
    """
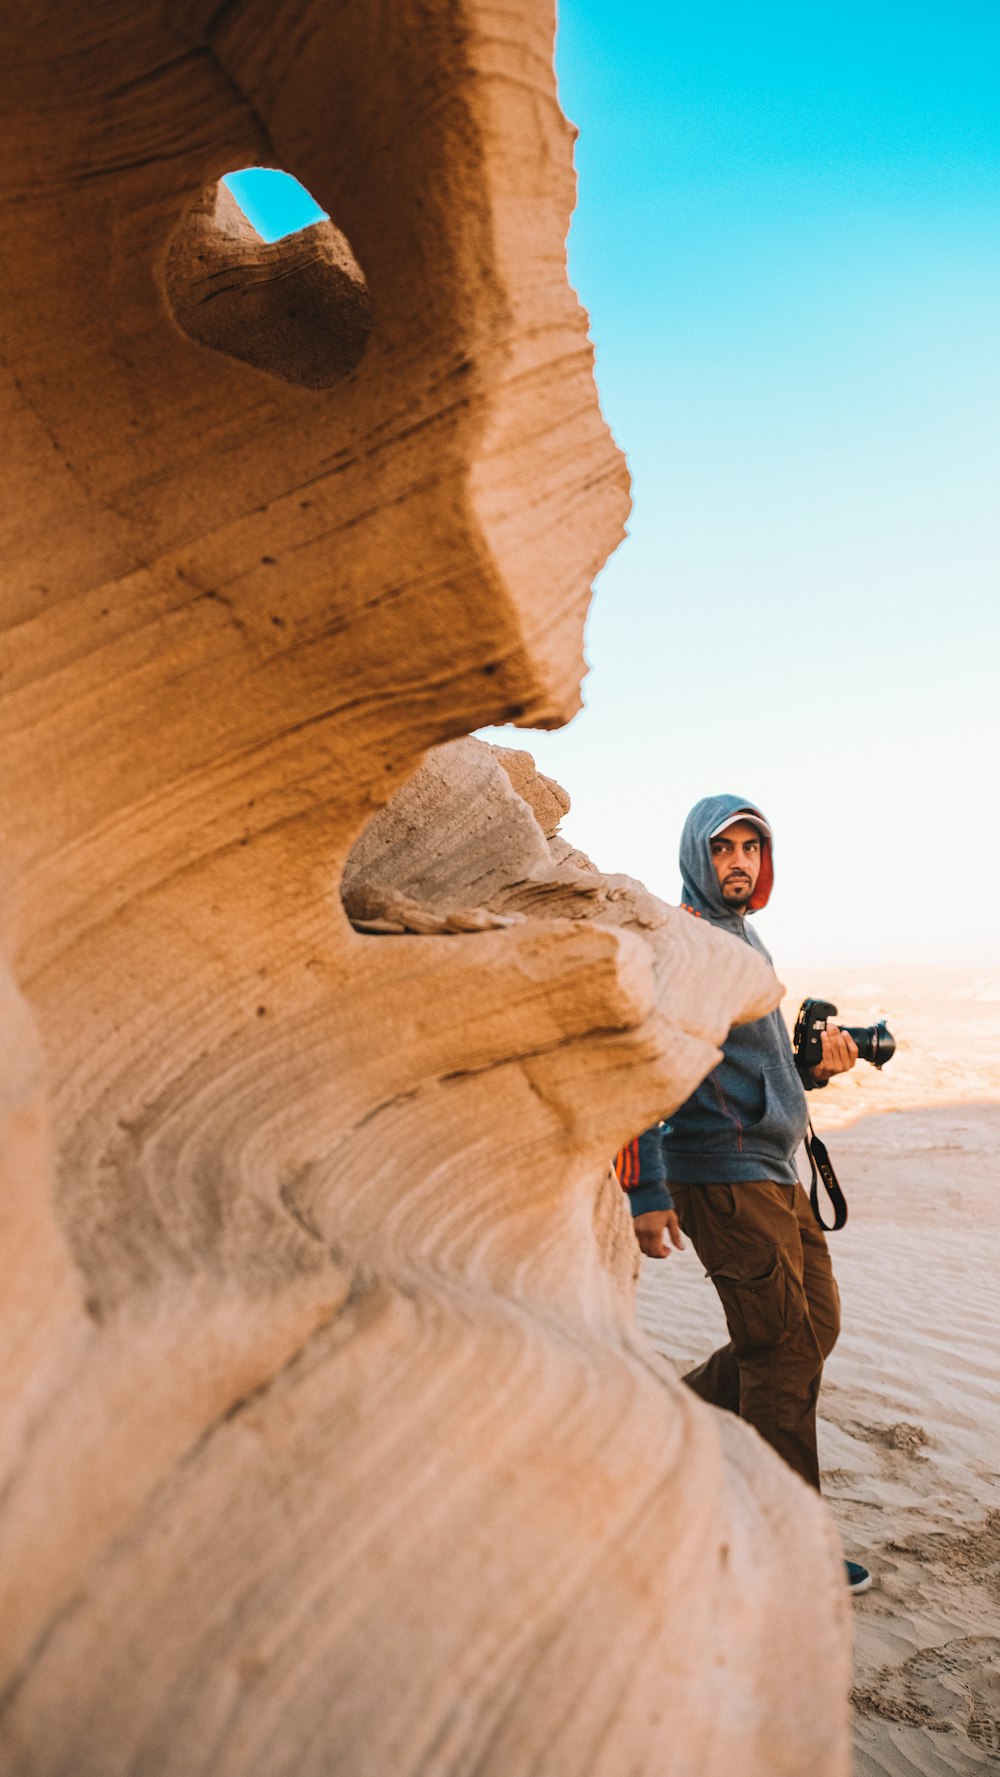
845 1560 872 1595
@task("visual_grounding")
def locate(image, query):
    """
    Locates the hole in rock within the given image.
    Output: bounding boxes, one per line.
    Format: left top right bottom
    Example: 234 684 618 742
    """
223 168 329 243
166 167 371 390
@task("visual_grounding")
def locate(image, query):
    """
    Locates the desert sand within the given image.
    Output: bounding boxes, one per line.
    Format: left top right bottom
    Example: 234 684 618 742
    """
636 965 1000 1774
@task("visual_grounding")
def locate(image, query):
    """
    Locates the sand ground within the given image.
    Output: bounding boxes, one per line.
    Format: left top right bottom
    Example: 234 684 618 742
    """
635 967 1000 1775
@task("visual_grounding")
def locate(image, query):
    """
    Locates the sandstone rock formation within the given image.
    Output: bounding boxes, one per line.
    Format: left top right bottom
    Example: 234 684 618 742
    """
0 3 851 1772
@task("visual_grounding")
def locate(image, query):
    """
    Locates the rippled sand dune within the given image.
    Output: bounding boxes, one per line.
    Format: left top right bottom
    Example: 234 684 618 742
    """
636 966 1000 1775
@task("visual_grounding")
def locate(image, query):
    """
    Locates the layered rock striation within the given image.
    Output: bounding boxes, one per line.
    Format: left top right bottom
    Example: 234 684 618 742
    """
0 2 850 1772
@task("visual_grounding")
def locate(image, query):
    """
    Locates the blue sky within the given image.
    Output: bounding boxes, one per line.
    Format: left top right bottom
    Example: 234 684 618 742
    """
495 0 1000 968
228 5 1000 967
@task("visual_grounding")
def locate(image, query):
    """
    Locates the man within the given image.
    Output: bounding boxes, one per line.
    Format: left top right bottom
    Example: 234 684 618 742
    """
616 793 871 1593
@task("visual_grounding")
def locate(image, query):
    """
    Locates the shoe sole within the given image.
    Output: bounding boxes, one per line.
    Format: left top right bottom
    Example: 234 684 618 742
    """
848 1574 873 1596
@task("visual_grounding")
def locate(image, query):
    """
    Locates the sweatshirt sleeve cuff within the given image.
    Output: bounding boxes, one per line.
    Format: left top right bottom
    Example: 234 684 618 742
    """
627 1181 675 1216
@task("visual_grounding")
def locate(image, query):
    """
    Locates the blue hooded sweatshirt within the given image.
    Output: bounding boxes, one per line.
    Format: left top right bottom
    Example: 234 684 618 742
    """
616 794 815 1217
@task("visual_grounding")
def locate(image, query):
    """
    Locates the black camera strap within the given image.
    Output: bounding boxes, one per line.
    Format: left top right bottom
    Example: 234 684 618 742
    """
804 1119 848 1231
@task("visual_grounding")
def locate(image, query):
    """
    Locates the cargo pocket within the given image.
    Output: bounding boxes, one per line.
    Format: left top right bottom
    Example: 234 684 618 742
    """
712 1253 799 1354
702 1184 737 1219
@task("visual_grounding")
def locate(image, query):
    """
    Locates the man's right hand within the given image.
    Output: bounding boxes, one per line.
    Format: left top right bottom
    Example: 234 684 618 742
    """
632 1209 684 1259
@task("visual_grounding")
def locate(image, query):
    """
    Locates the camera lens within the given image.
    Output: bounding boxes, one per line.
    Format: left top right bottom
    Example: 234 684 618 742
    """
844 1021 895 1069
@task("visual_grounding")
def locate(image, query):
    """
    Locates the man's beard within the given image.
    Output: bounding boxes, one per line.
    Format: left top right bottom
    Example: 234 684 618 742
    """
722 877 752 906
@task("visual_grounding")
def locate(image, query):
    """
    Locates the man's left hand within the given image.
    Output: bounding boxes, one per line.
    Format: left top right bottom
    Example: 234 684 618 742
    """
632 1210 685 1260
811 1022 859 1084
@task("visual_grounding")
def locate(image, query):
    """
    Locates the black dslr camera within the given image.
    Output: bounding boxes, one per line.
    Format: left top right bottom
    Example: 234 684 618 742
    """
793 998 896 1077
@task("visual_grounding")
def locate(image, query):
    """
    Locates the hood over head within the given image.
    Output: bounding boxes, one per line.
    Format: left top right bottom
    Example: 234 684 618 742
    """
679 794 774 925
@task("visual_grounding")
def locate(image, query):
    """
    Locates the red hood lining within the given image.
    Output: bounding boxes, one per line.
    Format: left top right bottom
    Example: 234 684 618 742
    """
747 836 773 912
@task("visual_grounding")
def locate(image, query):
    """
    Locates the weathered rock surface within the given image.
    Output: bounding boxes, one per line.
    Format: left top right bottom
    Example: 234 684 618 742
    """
0 3 850 1772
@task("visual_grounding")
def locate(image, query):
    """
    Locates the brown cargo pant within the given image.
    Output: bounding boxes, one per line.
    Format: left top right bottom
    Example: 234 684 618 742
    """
669 1179 840 1490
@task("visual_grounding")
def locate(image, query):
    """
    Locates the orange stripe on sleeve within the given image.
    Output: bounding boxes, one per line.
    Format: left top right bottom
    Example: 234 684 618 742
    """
614 1137 640 1191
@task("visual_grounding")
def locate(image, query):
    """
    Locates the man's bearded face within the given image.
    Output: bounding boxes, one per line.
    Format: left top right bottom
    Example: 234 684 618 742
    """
709 821 763 909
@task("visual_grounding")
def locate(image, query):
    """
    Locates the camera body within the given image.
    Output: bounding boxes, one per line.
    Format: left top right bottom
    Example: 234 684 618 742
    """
793 998 896 1076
